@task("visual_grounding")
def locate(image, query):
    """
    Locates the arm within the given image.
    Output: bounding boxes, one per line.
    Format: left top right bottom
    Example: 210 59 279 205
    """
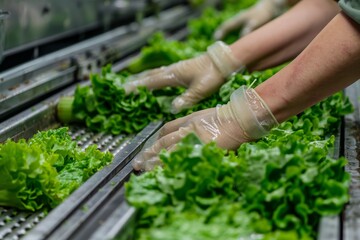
230 0 340 70
214 0 300 39
133 10 360 171
124 0 339 114
256 12 360 123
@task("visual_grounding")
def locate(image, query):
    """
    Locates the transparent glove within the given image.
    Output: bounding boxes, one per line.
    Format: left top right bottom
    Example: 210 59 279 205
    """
123 41 244 114
214 0 289 40
132 86 279 171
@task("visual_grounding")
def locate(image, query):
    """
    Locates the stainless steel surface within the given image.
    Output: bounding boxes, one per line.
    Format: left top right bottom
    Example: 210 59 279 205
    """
1 0 190 55
88 200 136 240
343 81 360 240
1 0 140 52
317 125 342 240
0 82 77 142
0 10 8 64
0 24 146 120
0 4 196 121
0 207 45 240
46 163 134 239
317 215 340 240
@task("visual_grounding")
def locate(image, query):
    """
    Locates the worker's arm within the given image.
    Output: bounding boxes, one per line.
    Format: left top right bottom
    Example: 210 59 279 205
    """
125 0 339 113
230 0 340 70
214 0 300 40
256 11 360 123
133 10 360 171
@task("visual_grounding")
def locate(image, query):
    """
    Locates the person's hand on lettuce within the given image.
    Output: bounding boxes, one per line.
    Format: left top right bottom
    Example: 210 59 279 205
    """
132 86 278 171
123 41 245 114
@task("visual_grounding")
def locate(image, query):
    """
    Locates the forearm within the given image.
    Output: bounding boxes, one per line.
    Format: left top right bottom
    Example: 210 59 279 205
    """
230 0 340 71
256 12 360 123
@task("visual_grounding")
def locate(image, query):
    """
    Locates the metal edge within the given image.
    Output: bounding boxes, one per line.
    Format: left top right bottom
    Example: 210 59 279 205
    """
51 164 135 240
88 199 136 240
317 123 342 240
0 83 82 142
0 66 77 118
342 81 360 240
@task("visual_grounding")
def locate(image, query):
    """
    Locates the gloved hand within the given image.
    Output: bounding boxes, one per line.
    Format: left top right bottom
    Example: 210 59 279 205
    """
123 41 244 114
214 0 290 40
132 86 279 171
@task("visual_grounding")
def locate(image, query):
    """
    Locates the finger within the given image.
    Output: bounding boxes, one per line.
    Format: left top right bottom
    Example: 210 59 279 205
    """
132 156 145 171
123 68 163 93
143 143 180 171
145 129 189 159
159 109 213 137
171 87 206 114
127 67 166 82
132 129 190 171
123 66 184 94
214 12 248 40
144 156 163 171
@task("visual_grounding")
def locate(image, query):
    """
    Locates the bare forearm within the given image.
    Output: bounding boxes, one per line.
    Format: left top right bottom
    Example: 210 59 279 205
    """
256 12 360 123
230 0 340 70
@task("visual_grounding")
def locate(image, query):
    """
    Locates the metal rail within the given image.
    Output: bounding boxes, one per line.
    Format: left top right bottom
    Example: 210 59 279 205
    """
343 81 360 240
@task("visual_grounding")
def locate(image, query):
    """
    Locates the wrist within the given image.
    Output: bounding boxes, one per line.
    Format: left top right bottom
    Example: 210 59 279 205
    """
207 41 245 78
225 86 279 140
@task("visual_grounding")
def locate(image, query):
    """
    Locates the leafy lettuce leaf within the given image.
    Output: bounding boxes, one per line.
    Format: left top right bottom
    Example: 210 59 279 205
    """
0 128 113 211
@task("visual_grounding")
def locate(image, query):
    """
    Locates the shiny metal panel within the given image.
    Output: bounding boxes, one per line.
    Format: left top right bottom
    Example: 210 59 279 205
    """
343 81 360 240
0 0 190 54
0 4 194 121
0 0 145 51
0 10 9 63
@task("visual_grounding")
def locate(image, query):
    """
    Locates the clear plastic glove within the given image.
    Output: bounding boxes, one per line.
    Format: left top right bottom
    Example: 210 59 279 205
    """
214 0 290 40
123 41 244 114
132 86 279 171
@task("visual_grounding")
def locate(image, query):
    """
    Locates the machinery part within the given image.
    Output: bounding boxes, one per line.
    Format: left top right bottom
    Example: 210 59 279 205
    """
0 4 196 122
343 81 360 240
0 10 9 64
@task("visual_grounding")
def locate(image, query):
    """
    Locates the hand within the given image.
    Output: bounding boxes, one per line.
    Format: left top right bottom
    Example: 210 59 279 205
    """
132 86 279 171
123 41 244 114
214 0 291 40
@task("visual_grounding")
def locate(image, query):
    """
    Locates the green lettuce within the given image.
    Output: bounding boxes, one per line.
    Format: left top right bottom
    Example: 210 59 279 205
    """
0 128 113 211
126 126 350 239
125 76 353 239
